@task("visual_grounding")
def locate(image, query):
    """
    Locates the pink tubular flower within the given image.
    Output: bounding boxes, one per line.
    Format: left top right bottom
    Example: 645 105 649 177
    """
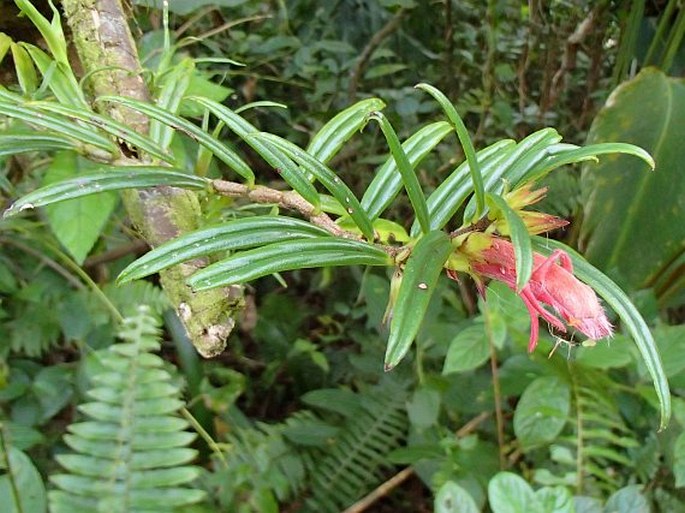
464 236 613 352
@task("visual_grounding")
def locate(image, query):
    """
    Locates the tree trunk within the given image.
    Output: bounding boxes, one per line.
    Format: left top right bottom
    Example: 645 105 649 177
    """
61 0 243 357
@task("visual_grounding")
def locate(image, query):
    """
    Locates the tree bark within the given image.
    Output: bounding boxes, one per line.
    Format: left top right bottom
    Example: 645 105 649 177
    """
61 0 243 357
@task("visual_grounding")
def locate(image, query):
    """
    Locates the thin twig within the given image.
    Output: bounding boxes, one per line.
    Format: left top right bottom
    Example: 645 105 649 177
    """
83 240 149 268
487 319 506 469
342 412 491 513
348 9 406 102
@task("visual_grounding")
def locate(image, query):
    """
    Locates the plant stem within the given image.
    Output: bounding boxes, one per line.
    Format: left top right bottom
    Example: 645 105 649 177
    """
484 303 506 469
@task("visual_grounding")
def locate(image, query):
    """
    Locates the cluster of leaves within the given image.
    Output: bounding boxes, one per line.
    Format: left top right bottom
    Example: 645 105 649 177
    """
0 1 683 513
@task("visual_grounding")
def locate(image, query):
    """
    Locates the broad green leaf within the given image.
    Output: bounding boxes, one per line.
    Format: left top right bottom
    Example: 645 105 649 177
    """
188 238 392 290
407 387 441 429
4 167 208 217
603 486 650 513
416 83 484 219
250 132 375 240
521 142 654 185
418 139 515 235
102 95 254 184
673 431 685 487
10 42 37 95
362 121 452 221
306 97 386 162
0 130 76 156
462 128 561 222
487 193 533 291
0 101 117 155
188 96 319 207
514 376 570 449
532 237 671 430
30 102 175 164
0 446 47 513
118 216 332 283
574 334 633 369
385 231 452 370
43 152 118 264
442 324 490 374
488 472 542 513
435 481 479 513
579 68 684 306
535 486 574 513
368 112 430 233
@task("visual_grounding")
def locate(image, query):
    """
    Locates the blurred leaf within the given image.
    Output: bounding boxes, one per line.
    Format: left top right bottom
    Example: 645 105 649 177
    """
574 335 633 369
43 152 118 264
442 324 490 374
535 486 574 513
514 376 570 449
603 485 650 513
579 68 685 305
385 231 452 370
435 481 479 513
407 387 441 429
488 472 542 513
0 445 47 513
673 431 685 487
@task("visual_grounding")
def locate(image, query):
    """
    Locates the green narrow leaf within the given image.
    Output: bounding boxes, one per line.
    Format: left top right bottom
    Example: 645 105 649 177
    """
188 96 320 207
150 58 194 151
15 0 68 64
487 193 532 291
418 139 516 235
520 142 655 185
416 83 484 220
30 102 175 164
306 97 386 162
362 121 453 221
0 101 117 155
368 112 430 234
4 167 208 217
118 216 332 283
0 33 11 63
102 95 254 184
0 130 76 156
462 128 561 222
188 238 392 290
44 152 118 265
250 132 375 240
385 231 452 370
10 42 37 96
532 237 671 430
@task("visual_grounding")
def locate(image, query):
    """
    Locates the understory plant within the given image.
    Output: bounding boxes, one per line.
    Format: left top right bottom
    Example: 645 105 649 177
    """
0 1 680 512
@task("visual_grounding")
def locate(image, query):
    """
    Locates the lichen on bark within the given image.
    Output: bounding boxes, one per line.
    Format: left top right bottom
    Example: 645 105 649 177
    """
62 0 243 357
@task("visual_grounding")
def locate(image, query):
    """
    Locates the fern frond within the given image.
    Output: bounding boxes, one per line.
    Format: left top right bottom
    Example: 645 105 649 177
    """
303 382 408 513
49 306 205 513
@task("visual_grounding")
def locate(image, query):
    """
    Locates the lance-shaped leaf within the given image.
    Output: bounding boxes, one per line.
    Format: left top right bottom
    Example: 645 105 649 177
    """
487 193 532 291
362 121 452 221
368 112 430 233
520 142 655 185
0 130 77 157
250 132 374 241
150 59 194 151
385 231 453 370
417 139 516 236
416 83 484 220
188 239 392 291
462 128 561 222
188 96 320 208
531 237 671 431
306 97 386 163
11 42 38 96
29 102 175 164
0 101 118 155
102 96 254 185
3 167 209 217
118 216 332 283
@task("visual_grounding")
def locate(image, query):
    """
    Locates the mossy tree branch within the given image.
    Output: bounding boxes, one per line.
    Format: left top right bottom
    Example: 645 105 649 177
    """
61 0 243 357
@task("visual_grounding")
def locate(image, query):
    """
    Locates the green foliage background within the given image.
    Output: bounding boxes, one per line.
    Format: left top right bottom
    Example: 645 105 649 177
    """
0 1 684 512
